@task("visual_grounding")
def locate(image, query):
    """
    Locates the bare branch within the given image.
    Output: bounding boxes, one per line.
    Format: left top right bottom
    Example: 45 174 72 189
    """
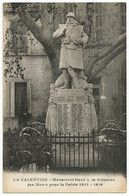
86 33 126 76
89 42 126 81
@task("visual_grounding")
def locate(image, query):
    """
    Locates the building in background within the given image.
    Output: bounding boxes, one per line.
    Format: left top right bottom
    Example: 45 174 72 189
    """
3 3 126 131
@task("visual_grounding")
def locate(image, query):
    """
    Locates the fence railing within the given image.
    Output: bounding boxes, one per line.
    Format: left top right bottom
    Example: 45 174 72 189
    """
49 130 126 171
3 129 126 172
51 132 98 169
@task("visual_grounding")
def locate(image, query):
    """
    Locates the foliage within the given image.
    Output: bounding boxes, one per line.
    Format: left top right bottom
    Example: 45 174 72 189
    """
3 16 28 79
95 120 126 171
98 119 126 141
3 123 54 171
4 56 25 79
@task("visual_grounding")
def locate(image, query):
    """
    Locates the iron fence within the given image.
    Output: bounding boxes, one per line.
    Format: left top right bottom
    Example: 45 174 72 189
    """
3 129 126 172
49 130 126 171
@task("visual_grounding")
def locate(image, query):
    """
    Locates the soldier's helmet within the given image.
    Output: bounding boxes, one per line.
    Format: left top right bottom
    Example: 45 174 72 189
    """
66 12 76 19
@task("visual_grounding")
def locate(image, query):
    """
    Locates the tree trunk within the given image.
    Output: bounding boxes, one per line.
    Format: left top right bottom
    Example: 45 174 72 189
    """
18 5 59 81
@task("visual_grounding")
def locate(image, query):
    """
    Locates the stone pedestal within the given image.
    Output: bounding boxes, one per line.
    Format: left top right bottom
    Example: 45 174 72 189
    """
45 84 98 135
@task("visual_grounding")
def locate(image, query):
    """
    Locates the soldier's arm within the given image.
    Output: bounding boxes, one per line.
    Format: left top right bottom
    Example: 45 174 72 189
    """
75 27 89 47
81 31 89 46
53 25 66 39
77 31 89 46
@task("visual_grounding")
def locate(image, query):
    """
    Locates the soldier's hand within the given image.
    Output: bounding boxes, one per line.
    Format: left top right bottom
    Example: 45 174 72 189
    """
75 38 83 44
63 25 67 32
59 24 67 32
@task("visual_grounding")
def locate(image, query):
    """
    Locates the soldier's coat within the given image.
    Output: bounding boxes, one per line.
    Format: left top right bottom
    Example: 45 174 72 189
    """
53 22 88 70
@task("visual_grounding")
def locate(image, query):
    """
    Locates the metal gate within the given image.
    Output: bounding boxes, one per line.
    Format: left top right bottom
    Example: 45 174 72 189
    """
50 130 126 171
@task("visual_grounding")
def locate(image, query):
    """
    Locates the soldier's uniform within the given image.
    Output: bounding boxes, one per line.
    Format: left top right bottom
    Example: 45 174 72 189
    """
53 13 88 70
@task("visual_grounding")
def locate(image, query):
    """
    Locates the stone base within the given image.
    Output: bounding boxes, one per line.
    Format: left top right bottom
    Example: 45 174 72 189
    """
45 85 98 135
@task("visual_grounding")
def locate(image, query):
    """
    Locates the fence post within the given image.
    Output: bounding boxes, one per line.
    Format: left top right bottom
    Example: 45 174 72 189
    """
93 129 95 168
106 138 109 171
88 132 89 169
69 132 71 167
55 134 57 168
59 132 61 168
83 135 85 168
98 137 100 168
64 134 66 168
50 131 53 170
112 139 114 171
74 134 75 168
78 132 80 168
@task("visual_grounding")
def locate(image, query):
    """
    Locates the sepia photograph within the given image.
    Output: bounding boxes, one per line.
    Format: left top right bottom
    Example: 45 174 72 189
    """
2 1 127 193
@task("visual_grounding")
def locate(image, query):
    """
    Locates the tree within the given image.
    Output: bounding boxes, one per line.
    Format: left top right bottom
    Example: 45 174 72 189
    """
4 3 126 82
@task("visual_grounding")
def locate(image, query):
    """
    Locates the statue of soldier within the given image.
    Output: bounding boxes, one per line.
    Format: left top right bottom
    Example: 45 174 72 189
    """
53 12 89 89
